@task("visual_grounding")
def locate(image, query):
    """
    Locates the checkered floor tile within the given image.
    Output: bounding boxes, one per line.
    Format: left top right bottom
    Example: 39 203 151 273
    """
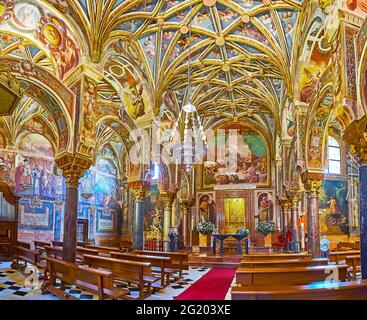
0 261 210 300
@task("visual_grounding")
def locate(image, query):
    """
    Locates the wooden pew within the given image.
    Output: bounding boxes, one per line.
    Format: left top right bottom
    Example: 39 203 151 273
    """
83 254 160 300
44 246 99 264
336 242 356 251
45 246 63 260
346 255 361 280
236 265 348 287
242 253 312 261
52 241 63 247
42 257 128 300
34 240 51 253
134 250 189 277
52 241 89 247
17 241 31 249
11 246 46 270
330 250 360 264
240 258 329 269
85 245 124 256
111 252 172 287
231 280 367 300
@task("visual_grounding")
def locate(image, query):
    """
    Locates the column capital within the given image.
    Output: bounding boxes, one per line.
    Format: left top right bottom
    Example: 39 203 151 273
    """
55 152 93 187
287 190 302 207
301 171 324 196
279 198 290 211
343 116 367 165
160 191 177 209
129 180 151 202
180 201 190 212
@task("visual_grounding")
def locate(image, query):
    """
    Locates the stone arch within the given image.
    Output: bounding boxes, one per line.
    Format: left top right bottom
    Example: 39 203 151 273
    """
0 0 87 79
305 82 334 170
358 39 367 116
0 57 74 155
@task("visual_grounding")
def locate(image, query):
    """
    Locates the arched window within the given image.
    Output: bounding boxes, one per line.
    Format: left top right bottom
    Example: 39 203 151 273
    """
325 136 342 175
152 162 160 180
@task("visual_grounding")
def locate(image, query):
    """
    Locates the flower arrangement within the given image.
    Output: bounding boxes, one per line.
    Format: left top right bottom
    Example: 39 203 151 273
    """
237 227 250 238
196 220 216 235
256 220 275 236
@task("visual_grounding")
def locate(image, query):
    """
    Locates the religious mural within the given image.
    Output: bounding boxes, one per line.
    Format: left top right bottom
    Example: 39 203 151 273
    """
104 57 153 122
79 146 120 242
0 134 121 243
255 191 274 227
319 179 349 235
197 191 216 225
203 126 269 188
0 0 81 79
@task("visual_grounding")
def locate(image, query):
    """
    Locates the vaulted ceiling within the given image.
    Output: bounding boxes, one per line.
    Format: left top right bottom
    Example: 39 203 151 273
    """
1 0 309 145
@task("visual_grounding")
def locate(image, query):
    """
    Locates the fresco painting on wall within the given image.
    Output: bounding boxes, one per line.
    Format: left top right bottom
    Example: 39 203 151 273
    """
203 126 269 188
319 179 349 235
197 192 216 225
255 191 274 227
79 146 119 237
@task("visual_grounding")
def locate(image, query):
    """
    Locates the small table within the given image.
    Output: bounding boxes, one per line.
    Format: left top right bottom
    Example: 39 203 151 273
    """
212 234 249 255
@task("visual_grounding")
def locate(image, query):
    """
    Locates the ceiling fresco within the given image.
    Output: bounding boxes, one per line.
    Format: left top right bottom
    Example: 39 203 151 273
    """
43 0 306 137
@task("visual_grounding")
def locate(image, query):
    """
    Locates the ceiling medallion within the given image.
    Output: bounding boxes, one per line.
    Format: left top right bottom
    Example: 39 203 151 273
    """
203 0 216 6
222 63 231 72
215 36 225 46
226 84 233 92
242 15 250 23
157 18 165 26
263 0 271 5
180 25 189 34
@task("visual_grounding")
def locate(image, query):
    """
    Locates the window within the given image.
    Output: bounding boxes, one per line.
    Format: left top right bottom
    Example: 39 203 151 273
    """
152 162 160 180
325 136 342 175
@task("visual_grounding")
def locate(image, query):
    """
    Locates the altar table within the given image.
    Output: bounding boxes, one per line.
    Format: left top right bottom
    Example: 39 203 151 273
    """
212 234 249 255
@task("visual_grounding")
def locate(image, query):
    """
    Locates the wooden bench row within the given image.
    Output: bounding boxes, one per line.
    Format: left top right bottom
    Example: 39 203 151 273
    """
236 264 349 287
12 243 190 300
231 280 367 300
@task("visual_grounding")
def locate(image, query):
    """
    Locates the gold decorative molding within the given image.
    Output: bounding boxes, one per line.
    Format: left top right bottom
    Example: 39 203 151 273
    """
160 191 177 209
301 171 324 196
180 201 190 213
279 198 290 211
287 190 302 208
55 152 93 188
342 116 367 165
0 73 24 116
129 180 151 202
130 186 148 202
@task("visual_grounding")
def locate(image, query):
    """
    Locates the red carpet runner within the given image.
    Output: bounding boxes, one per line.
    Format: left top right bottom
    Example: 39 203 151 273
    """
175 268 236 300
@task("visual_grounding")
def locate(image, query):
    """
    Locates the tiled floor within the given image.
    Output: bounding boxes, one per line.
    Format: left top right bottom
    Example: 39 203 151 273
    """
0 261 210 300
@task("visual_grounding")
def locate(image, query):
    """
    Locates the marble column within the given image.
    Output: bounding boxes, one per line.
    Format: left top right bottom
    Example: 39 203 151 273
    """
343 116 367 278
160 191 176 250
288 191 301 243
302 171 323 258
180 201 190 247
359 164 367 279
280 198 290 241
63 177 79 262
131 186 148 251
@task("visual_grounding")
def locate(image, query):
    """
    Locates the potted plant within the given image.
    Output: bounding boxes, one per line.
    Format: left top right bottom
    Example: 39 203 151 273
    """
236 227 250 239
256 221 275 247
196 220 216 247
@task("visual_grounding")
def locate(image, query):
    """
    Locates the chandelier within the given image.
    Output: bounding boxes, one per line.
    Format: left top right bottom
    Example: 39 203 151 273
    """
169 0 207 173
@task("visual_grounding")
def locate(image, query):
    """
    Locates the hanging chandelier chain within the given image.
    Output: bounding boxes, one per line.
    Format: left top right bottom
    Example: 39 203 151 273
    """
187 0 193 103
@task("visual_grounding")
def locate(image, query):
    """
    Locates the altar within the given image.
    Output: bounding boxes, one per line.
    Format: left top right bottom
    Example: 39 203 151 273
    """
212 233 249 255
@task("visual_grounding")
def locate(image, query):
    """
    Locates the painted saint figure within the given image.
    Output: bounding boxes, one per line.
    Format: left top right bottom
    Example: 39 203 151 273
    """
258 193 274 222
19 159 32 193
32 165 41 196
327 196 337 214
